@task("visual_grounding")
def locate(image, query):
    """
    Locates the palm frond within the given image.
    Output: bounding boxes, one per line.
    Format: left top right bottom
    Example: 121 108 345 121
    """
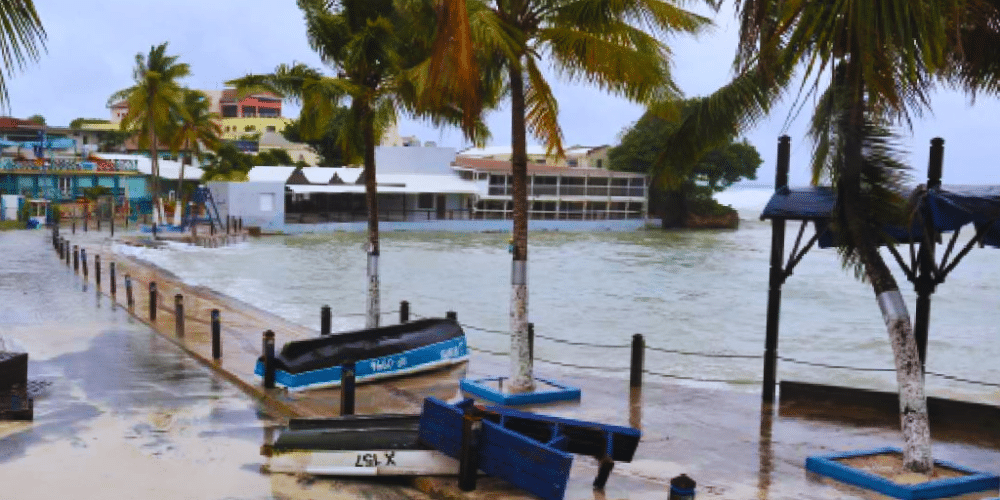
523 55 564 158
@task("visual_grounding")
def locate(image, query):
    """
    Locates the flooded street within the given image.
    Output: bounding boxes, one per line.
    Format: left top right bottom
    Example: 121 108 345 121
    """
0 230 434 500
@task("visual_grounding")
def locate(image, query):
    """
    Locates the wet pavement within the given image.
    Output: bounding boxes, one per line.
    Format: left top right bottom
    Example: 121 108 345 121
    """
3 228 1000 500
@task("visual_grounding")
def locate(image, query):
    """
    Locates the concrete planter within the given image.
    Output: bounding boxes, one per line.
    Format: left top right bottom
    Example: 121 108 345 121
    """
807 447 1000 499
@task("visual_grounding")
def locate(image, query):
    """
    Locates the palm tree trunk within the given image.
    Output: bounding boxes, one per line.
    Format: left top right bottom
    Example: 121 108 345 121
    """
174 138 189 227
149 122 161 235
508 59 533 392
841 92 932 473
361 103 380 329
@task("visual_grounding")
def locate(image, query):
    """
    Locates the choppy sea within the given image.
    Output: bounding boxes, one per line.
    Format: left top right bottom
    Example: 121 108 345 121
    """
113 186 1000 403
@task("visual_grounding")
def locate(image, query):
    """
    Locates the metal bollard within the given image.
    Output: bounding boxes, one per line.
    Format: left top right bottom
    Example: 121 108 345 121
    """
72 220 76 234
400 300 409 323
84 212 88 232
669 474 696 500
446 311 457 321
211 309 221 360
340 361 356 416
149 282 158 321
73 245 79 272
226 216 231 235
95 255 101 288
174 294 184 337
97 213 101 231
125 275 134 309
630 333 645 389
262 330 276 389
458 414 481 491
321 305 331 335
110 262 116 297
81 248 88 279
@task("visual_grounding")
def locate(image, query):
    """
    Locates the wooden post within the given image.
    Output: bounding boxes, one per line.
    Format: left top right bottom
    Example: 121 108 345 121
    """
913 137 945 371
321 305 331 335
762 135 790 404
630 334 644 388
94 254 101 288
125 275 134 310
528 323 535 362
110 262 116 297
340 361 356 416
211 309 221 360
262 330 276 388
81 248 88 279
149 282 158 322
73 245 79 272
400 300 409 323
458 414 480 491
174 294 184 337
446 311 457 321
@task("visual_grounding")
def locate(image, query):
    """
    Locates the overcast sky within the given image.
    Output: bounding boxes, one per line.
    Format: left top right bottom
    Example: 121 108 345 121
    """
7 1 1000 184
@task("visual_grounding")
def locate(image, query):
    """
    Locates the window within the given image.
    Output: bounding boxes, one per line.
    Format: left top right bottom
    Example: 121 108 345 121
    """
242 106 257 117
222 105 238 118
259 193 275 211
596 159 604 169
417 193 434 209
266 126 276 133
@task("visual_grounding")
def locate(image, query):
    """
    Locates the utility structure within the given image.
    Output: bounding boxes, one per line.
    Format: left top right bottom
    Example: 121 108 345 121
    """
758 137 1000 402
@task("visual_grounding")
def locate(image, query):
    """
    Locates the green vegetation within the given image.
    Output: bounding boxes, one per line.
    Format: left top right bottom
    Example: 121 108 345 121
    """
0 220 22 230
109 42 191 229
281 111 354 167
0 0 45 107
26 113 44 125
609 104 762 227
168 88 222 220
69 117 110 129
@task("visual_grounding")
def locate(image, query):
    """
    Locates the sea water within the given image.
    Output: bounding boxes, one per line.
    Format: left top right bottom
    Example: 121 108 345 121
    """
114 187 1000 403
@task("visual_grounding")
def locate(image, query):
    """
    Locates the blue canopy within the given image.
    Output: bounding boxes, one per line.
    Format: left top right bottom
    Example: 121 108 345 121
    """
761 185 1000 248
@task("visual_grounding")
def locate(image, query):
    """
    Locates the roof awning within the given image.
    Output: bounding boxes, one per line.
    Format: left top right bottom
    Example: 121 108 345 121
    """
761 185 1000 248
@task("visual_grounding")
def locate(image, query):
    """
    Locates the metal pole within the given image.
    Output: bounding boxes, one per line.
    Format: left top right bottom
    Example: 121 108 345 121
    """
94 254 101 288
630 333 644 388
73 245 79 272
149 282 158 322
528 323 535 362
446 311 457 321
321 305 331 335
211 309 221 360
174 294 184 337
762 135 790 404
400 300 409 323
340 361 356 416
81 248 88 279
262 330 276 389
110 262 116 297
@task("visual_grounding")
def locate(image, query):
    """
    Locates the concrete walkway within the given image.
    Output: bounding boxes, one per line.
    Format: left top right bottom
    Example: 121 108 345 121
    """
9 228 1000 499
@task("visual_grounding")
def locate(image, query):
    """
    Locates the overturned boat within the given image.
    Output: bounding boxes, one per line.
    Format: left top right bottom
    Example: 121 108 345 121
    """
262 414 460 476
253 318 468 390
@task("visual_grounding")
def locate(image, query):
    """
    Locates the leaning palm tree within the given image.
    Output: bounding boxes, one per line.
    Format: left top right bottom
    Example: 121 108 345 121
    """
0 0 45 109
430 0 710 393
109 42 190 232
232 0 477 328
653 0 1000 474
168 89 221 226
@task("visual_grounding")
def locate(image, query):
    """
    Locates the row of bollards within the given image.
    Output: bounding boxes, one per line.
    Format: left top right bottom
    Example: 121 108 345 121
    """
52 235 224 365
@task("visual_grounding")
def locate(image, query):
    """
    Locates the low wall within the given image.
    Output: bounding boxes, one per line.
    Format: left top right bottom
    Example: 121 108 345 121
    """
280 218 659 234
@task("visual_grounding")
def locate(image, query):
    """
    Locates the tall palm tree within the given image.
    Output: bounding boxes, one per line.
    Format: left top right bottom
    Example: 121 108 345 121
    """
232 0 478 328
653 0 1000 474
0 0 45 109
109 42 190 233
434 0 710 393
168 88 221 226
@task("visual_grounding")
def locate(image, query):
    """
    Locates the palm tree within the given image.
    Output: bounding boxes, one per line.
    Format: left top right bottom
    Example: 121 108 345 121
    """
0 0 45 109
653 0 1000 474
168 89 221 226
231 0 476 328
109 42 190 233
433 0 710 393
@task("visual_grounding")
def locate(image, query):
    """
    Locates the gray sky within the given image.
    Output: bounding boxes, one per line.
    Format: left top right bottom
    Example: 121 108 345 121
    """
8 1 1000 184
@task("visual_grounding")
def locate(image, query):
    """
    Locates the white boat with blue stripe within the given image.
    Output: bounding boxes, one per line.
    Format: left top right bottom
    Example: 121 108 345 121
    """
254 318 468 391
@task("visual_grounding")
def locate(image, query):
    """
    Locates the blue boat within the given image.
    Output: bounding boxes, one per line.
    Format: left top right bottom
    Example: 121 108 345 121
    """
254 318 468 390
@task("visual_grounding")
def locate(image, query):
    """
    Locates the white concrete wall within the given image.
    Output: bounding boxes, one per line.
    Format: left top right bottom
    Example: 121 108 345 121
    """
207 181 286 232
375 146 457 175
